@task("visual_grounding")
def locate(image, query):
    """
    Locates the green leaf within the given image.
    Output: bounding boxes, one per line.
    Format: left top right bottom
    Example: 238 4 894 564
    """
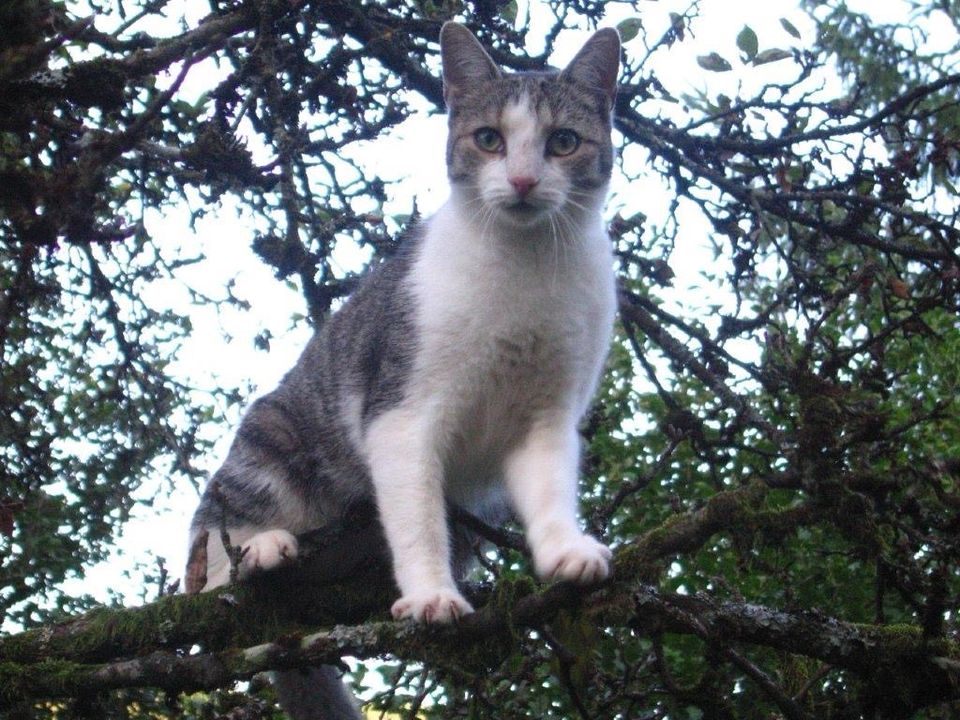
500 0 517 23
737 25 759 60
697 52 733 72
780 17 801 39
753 48 793 65
617 17 643 43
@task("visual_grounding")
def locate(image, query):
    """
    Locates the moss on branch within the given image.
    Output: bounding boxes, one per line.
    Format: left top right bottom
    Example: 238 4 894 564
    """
1 483 958 714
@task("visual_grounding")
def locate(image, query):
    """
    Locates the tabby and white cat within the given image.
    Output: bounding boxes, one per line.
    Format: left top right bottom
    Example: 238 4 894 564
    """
188 21 620 718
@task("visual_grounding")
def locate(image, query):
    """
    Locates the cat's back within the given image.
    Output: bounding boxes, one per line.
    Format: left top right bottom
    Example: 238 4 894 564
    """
283 229 424 432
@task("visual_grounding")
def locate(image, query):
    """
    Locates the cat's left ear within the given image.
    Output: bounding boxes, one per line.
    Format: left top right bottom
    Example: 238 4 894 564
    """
559 28 621 108
440 22 502 106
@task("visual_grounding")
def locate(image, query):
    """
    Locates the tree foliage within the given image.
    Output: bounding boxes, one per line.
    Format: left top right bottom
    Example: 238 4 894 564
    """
1 0 959 718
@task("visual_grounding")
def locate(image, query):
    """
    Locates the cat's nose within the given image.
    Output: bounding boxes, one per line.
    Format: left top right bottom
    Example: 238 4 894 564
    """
509 176 538 199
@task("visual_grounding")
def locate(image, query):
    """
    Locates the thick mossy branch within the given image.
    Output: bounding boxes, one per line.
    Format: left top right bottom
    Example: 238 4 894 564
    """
613 479 770 580
1 483 958 713
1 486 764 668
3 578 959 712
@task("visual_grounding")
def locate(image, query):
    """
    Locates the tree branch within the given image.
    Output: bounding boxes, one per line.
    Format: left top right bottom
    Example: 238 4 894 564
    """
4 480 956 715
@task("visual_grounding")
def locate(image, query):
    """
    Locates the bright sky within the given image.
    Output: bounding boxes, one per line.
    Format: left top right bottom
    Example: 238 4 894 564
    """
59 0 939 609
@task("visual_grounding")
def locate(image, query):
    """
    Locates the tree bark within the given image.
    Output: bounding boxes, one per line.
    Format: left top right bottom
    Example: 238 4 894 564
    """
2 484 958 716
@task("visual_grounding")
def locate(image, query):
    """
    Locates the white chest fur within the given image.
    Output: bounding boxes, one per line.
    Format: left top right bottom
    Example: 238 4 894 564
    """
406 201 616 482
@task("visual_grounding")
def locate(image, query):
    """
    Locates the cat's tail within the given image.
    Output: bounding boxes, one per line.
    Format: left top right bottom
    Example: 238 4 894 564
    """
272 666 362 720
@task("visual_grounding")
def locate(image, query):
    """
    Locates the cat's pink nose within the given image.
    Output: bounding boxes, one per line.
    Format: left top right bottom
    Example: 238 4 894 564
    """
509 176 538 199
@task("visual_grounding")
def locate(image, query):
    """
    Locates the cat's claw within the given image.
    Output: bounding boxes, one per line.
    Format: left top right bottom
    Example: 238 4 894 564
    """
238 529 299 579
535 533 612 585
391 589 474 623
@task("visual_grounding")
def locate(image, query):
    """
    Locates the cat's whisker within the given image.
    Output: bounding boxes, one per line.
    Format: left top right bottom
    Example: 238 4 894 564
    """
459 194 489 218
562 195 596 219
480 205 498 246
547 212 563 286
461 195 498 242
554 209 578 271
481 211 495 245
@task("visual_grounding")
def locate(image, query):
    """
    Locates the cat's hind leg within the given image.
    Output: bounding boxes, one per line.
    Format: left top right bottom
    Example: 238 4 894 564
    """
195 525 299 591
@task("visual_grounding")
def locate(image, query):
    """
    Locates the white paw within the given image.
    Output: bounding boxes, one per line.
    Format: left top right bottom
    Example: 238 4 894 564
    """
238 529 299 579
534 533 612 584
391 588 474 623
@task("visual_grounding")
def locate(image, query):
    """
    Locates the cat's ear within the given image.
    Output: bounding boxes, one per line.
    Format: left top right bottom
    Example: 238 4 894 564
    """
559 28 621 108
440 22 501 105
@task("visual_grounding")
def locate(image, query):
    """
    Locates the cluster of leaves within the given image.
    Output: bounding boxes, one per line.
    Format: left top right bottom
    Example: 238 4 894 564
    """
1 0 959 718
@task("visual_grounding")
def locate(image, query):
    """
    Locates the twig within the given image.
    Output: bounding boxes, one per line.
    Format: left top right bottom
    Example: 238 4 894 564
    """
450 506 528 555
208 480 245 583
722 646 810 720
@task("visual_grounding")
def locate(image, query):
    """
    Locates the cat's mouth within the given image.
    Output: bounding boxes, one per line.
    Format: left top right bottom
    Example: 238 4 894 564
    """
497 199 557 228
502 199 550 219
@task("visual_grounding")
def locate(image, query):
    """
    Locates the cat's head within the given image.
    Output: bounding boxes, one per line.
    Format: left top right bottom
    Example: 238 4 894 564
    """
440 22 619 231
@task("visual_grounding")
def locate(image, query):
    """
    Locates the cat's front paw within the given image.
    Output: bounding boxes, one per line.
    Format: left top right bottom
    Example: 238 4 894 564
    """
239 529 299 579
534 533 612 585
391 588 474 623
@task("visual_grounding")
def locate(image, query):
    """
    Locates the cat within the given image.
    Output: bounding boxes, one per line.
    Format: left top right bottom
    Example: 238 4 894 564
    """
187 20 620 719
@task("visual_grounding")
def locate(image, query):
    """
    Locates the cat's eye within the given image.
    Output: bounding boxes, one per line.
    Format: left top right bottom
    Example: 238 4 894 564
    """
546 129 580 157
473 127 504 153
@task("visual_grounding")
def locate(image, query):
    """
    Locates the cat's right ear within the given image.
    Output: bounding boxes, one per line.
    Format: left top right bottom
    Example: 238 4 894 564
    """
440 22 501 106
559 28 621 109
